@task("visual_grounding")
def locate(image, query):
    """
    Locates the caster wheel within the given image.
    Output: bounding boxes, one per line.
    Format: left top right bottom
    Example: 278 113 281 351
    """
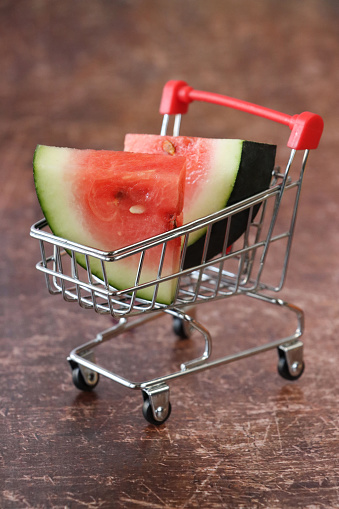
142 398 172 426
278 356 305 381
173 317 191 339
72 365 100 391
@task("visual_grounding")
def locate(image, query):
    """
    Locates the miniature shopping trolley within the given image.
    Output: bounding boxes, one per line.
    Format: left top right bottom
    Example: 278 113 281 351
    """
30 80 323 425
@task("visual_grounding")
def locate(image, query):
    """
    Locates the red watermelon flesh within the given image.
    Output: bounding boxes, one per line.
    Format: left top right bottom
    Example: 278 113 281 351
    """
33 145 186 304
124 134 244 245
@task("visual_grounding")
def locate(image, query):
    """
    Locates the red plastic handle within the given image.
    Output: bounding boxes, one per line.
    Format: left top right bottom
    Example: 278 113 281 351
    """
159 80 324 150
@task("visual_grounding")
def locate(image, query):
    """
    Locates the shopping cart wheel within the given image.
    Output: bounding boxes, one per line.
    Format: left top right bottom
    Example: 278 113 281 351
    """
142 399 172 425
277 342 305 381
142 384 171 425
173 317 192 339
69 361 100 392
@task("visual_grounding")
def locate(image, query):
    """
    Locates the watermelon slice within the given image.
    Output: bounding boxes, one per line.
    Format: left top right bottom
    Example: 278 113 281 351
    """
33 145 186 305
124 134 276 268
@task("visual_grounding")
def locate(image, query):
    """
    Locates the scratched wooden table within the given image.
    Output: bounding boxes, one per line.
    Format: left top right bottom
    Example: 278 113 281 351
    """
1 1 338 508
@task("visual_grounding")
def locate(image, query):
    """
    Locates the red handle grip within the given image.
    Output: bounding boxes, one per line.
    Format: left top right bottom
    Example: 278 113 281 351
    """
159 80 324 150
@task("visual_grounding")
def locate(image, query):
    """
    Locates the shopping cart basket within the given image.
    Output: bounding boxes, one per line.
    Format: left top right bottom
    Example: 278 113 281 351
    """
30 80 323 425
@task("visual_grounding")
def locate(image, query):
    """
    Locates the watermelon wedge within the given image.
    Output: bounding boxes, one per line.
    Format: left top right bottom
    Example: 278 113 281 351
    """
124 134 276 268
33 145 186 304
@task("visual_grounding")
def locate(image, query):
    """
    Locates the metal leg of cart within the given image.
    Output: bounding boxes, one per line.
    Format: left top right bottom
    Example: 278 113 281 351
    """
66 295 305 425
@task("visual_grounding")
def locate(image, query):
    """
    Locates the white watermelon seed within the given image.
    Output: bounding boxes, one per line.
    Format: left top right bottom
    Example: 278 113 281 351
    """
129 205 145 214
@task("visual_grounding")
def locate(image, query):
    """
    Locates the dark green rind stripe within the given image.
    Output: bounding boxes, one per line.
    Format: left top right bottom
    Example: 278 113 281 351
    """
228 141 276 206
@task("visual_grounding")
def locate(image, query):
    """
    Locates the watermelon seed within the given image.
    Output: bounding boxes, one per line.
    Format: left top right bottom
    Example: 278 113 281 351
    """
162 140 176 155
129 205 146 214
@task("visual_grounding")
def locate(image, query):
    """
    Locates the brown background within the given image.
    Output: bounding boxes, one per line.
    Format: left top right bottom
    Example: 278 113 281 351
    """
1 1 338 508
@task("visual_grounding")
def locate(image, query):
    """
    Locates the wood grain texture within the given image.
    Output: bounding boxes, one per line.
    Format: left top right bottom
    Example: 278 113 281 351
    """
1 1 338 508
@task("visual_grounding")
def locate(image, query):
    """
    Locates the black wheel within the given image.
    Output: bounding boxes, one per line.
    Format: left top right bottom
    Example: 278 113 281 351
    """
142 398 172 425
173 317 191 339
72 365 100 391
278 356 305 381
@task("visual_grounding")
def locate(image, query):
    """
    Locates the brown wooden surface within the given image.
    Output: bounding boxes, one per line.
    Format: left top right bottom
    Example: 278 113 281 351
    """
1 1 338 508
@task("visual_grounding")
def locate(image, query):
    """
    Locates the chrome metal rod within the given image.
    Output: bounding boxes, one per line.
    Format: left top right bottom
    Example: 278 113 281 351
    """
173 114 182 136
160 114 169 136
